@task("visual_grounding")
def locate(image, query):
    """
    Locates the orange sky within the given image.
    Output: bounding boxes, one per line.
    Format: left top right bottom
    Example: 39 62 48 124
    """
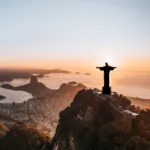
0 58 149 74
0 0 150 73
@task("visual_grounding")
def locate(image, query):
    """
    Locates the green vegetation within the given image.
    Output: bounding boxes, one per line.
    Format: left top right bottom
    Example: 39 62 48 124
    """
0 122 52 150
0 121 8 138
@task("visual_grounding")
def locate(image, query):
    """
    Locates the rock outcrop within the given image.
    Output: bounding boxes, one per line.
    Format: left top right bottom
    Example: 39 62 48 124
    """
0 95 6 101
1 76 50 96
52 89 147 150
15 76 50 95
0 71 31 82
30 75 38 84
58 82 86 93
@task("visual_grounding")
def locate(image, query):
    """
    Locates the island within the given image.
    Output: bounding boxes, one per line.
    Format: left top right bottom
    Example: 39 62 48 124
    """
85 73 91 75
75 72 80 74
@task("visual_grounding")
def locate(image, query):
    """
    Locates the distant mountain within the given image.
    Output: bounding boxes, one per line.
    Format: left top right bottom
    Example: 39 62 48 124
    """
129 97 150 109
58 82 86 94
0 68 71 82
1 76 87 98
1 75 50 95
85 73 91 75
36 74 45 78
0 71 31 82
27 68 71 74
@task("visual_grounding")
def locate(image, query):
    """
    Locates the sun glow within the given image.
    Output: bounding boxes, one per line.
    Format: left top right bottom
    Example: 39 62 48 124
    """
101 55 118 67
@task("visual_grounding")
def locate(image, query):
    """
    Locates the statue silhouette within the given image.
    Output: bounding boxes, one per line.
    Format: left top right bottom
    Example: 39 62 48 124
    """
96 62 116 94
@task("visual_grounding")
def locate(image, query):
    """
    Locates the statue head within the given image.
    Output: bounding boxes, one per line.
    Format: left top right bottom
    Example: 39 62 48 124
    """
105 62 108 66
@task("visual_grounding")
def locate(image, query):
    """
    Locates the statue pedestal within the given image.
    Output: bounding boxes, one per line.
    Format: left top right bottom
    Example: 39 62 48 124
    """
102 86 111 94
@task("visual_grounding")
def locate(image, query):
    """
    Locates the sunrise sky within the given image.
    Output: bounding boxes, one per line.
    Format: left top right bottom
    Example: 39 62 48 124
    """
0 0 150 72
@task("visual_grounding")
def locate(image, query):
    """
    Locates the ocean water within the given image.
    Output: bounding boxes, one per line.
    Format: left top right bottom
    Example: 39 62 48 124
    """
0 72 150 103
0 87 32 103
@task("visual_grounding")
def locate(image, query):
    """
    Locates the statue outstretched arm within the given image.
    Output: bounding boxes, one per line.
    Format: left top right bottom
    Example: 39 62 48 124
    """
96 67 104 70
111 66 117 70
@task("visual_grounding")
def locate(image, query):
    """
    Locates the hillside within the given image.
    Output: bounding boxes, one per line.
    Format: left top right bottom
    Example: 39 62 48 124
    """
0 121 8 137
52 89 150 150
0 122 52 150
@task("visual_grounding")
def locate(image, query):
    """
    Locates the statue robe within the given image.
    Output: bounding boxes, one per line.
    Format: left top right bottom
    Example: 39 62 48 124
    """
100 66 115 87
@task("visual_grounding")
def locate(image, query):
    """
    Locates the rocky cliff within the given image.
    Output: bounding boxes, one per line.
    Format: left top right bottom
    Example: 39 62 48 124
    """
52 89 150 150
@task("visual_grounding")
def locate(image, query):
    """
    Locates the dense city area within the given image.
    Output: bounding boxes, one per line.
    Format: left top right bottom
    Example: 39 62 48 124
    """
0 76 86 137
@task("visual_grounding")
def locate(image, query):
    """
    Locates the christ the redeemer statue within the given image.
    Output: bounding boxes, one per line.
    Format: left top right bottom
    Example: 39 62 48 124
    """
96 62 116 94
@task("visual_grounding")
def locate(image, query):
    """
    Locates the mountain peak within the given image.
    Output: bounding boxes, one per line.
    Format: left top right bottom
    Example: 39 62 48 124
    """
52 89 139 150
30 75 38 84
